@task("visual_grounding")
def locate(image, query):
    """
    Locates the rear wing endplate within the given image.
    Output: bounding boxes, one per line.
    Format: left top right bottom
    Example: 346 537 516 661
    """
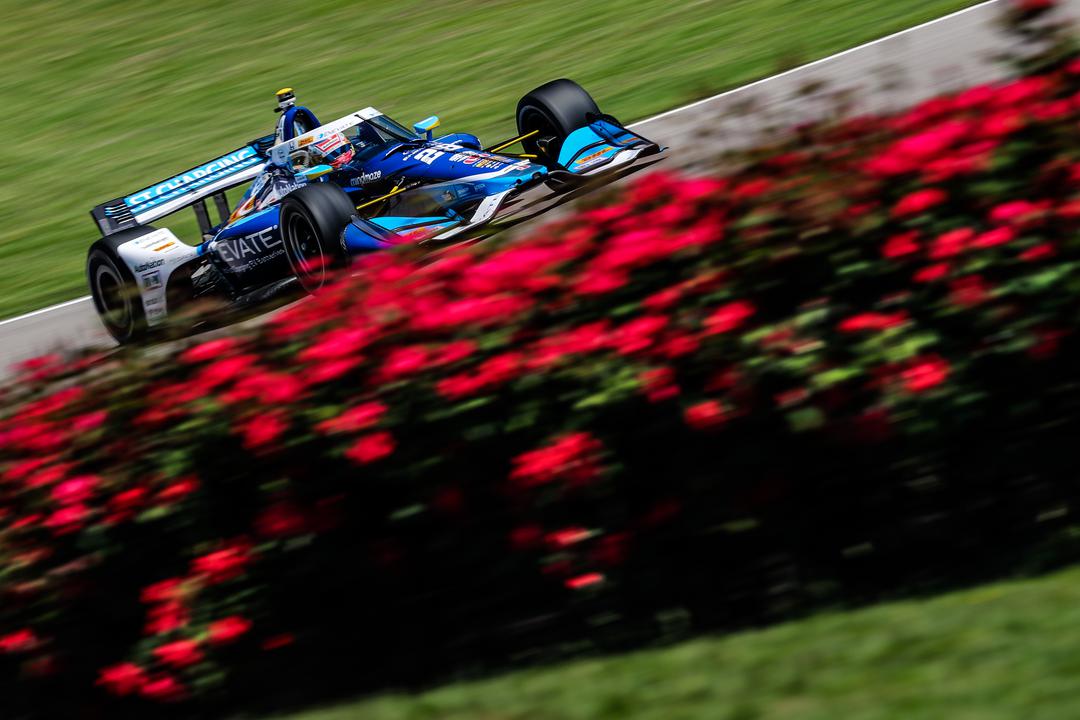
90 138 272 237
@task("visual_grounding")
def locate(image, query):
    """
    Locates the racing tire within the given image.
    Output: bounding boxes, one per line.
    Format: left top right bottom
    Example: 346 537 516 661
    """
279 183 356 293
516 79 602 160
87 228 152 345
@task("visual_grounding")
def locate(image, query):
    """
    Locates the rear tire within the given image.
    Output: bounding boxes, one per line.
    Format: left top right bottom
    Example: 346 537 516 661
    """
279 183 356 293
516 79 601 160
87 228 152 344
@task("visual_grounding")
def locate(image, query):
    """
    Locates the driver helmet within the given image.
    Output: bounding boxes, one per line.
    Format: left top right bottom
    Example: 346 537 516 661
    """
309 132 356 170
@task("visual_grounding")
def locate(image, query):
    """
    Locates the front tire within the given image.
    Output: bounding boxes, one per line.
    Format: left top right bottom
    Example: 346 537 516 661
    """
279 183 356 293
87 230 149 344
516 79 601 160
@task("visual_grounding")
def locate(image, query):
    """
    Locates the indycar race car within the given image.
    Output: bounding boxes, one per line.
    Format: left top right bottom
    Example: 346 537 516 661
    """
87 81 664 343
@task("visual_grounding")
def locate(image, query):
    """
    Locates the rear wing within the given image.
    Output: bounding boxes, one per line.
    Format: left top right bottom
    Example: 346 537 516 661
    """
90 137 273 237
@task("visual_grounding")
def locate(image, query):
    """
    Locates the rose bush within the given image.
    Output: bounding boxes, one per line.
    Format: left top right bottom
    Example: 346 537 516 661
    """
3 22 1080 719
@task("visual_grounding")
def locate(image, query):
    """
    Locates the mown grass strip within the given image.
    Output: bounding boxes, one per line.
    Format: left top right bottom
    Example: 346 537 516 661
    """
285 566 1080 720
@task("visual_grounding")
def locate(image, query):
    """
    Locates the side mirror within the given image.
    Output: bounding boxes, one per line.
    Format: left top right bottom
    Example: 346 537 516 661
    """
413 116 441 140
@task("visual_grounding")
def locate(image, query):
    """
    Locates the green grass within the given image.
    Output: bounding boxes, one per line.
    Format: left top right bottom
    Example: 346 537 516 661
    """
1 0 976 319
283 566 1080 720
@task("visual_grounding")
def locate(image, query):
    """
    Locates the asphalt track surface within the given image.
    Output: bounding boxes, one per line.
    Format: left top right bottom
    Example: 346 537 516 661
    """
1 0 1076 377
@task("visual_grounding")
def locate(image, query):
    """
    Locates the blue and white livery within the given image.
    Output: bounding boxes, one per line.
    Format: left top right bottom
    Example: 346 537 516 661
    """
86 81 664 343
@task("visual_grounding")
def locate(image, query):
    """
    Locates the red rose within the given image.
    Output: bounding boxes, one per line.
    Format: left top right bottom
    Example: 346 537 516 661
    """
140 674 186 702
379 346 429 380
574 270 629 295
307 358 362 384
344 432 396 464
242 412 288 451
610 315 669 355
431 340 477 366
1020 243 1055 261
140 578 185 604
981 110 1024 138
72 410 108 433
208 616 252 645
51 475 100 505
837 312 907 332
565 572 605 590
196 354 259 388
299 327 374 362
44 503 89 534
704 301 755 335
914 263 950 283
145 600 189 636
1057 200 1080 219
949 275 991 307
0 628 37 653
191 544 250 584
24 463 70 488
158 476 200 502
635 367 677 402
180 338 241 363
435 373 485 400
892 188 947 217
97 662 148 696
511 433 604 488
882 231 920 258
732 178 773 200
247 372 305 404
972 226 1017 249
152 638 202 668
992 77 1050 106
546 527 591 548
684 400 728 430
659 333 701 359
643 287 682 311
110 486 148 514
930 228 974 259
990 200 1042 225
901 356 950 393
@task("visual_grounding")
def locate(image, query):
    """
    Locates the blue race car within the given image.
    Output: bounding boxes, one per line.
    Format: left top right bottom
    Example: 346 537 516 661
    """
87 81 663 343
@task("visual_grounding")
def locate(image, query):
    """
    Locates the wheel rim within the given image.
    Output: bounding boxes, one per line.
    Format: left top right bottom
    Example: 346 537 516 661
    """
519 106 560 156
94 261 134 337
284 208 327 290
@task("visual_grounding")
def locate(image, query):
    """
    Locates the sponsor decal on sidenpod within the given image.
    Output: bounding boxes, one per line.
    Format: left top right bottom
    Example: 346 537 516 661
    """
216 226 283 268
141 271 162 290
134 258 164 273
134 230 172 249
350 170 382 186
